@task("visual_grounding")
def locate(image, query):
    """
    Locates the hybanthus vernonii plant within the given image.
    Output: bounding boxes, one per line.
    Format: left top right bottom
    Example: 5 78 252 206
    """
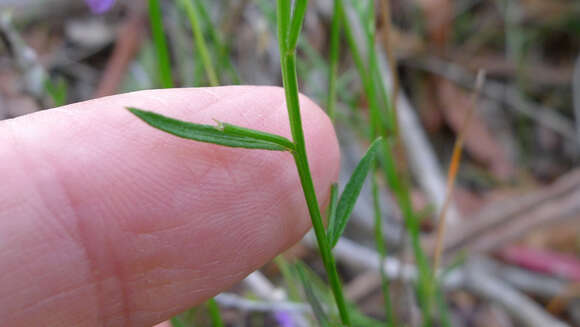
84 0 115 14
128 1 382 325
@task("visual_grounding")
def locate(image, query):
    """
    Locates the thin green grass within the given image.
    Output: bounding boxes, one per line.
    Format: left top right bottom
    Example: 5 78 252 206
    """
326 0 342 121
371 170 396 327
340 0 434 324
148 0 174 88
194 0 240 84
177 0 219 86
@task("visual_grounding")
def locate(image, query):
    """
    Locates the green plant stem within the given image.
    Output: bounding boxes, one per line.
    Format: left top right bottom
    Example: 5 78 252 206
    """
179 0 219 86
287 0 308 52
371 171 396 327
327 0 342 121
148 0 173 88
340 1 433 324
194 0 240 84
277 1 350 324
282 52 351 327
206 298 224 327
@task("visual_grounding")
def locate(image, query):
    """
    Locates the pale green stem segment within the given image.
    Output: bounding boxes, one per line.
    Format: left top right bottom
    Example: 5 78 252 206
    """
178 0 219 86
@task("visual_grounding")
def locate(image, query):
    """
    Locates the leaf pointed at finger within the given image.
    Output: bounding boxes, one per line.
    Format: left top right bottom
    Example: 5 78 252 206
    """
128 108 295 152
327 137 384 248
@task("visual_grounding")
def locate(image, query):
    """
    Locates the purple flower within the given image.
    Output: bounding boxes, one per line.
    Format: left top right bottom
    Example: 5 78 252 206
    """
274 311 295 327
85 0 116 14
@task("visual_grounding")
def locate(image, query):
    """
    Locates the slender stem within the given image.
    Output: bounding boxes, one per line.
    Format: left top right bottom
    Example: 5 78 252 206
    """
282 52 351 327
432 71 485 273
371 171 396 327
276 1 350 324
340 1 433 323
195 0 240 84
148 0 173 88
327 0 342 121
379 0 399 135
179 0 219 86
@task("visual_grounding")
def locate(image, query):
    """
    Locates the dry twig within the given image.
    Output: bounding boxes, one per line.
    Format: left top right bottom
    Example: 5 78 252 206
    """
426 169 580 258
432 70 485 272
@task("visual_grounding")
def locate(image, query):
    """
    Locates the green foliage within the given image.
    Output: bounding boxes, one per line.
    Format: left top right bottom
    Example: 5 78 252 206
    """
131 1 442 325
127 108 294 151
194 0 240 84
206 298 224 327
296 265 332 327
326 0 343 121
44 77 68 107
148 0 174 88
287 0 308 52
327 137 384 248
170 317 186 327
340 0 434 324
177 0 219 86
326 184 338 230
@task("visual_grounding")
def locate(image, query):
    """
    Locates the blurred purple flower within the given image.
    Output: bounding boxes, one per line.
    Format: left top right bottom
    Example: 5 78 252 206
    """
85 0 116 14
274 311 295 327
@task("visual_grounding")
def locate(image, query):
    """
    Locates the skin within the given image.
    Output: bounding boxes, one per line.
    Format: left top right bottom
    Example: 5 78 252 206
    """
0 86 340 327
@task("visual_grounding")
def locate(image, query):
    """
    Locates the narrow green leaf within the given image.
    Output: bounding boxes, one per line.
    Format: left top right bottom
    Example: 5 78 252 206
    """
327 137 384 248
325 183 338 231
218 122 295 151
128 108 294 151
296 265 331 327
287 0 308 52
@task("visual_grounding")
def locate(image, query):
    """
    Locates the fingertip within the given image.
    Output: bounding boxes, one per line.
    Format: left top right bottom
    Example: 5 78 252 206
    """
0 86 340 327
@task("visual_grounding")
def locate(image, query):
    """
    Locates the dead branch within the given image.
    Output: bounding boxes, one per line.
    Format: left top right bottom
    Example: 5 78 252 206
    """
407 56 578 145
464 258 570 327
425 169 580 259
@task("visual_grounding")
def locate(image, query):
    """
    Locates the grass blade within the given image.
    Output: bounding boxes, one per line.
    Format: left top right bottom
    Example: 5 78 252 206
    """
128 108 294 151
296 265 331 327
148 0 173 88
327 137 384 248
326 0 342 121
194 0 240 84
177 0 219 86
371 171 396 326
